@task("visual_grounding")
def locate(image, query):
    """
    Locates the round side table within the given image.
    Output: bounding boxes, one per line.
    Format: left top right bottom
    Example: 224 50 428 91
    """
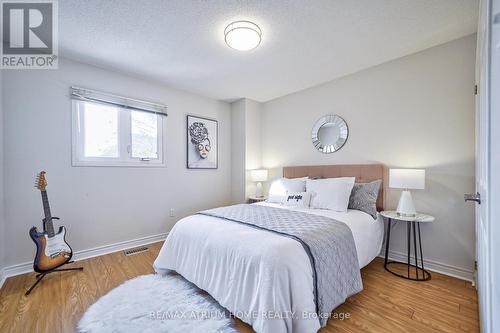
380 210 434 281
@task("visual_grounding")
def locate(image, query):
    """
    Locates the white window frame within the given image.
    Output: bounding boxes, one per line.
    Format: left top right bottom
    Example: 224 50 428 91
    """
71 99 167 167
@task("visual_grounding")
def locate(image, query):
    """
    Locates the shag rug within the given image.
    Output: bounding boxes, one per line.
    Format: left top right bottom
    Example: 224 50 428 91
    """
78 274 238 333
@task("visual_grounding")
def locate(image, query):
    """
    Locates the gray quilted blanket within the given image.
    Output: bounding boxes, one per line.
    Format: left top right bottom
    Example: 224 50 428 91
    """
198 204 362 326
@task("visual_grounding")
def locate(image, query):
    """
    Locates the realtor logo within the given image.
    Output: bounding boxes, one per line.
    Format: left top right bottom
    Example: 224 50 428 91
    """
1 0 58 69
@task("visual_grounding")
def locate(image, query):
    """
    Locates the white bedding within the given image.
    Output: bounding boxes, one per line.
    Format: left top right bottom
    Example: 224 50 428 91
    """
154 202 384 333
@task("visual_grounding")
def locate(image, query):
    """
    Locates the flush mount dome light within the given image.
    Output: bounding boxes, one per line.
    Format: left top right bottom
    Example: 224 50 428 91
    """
224 20 262 51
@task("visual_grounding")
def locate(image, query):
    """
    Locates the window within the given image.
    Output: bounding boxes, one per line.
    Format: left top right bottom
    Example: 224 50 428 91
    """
71 88 166 167
131 111 159 159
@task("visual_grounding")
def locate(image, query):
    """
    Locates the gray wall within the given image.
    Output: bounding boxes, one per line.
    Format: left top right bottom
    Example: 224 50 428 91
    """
261 35 476 277
3 58 232 267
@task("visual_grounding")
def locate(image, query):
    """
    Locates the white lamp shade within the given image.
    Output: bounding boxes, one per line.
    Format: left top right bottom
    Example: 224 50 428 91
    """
389 169 425 190
250 169 268 182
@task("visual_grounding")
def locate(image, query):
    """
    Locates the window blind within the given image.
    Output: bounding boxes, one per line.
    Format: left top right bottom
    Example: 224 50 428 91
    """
70 86 168 116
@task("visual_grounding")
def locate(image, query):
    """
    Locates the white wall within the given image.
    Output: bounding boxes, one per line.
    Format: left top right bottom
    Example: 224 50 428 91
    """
230 99 246 204
262 35 476 277
1 35 476 281
244 99 263 199
0 69 5 282
230 98 264 203
3 58 232 267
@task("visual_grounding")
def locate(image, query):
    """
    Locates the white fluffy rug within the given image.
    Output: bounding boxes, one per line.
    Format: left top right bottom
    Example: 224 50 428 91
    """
78 274 238 333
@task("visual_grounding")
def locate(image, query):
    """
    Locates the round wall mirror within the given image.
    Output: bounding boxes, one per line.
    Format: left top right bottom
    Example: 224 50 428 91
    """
311 114 349 153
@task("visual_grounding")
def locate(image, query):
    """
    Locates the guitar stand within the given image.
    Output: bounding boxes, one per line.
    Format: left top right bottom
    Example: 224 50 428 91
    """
25 261 83 296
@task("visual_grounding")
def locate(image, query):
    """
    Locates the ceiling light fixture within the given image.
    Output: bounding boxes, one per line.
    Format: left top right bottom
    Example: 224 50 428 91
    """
224 20 262 51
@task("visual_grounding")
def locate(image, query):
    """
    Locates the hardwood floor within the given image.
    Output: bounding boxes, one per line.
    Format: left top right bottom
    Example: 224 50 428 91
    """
0 242 479 333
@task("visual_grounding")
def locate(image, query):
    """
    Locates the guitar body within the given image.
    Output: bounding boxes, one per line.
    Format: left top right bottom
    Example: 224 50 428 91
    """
29 225 72 273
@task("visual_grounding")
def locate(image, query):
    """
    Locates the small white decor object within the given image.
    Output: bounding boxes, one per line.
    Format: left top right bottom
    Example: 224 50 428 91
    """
78 274 237 333
389 169 425 217
306 177 355 212
250 169 268 198
224 21 262 51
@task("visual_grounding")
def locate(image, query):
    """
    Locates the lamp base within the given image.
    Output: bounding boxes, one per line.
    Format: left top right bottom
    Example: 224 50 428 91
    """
255 182 263 198
397 190 416 217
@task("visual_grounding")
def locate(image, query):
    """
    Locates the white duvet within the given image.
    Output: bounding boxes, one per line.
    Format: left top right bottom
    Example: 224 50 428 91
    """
154 202 384 333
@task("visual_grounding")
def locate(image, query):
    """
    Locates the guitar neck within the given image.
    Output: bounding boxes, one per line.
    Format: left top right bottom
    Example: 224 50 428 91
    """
41 190 55 237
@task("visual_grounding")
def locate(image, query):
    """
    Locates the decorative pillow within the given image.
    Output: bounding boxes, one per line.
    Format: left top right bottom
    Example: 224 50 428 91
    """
348 180 382 219
267 177 307 204
306 177 356 212
283 192 311 208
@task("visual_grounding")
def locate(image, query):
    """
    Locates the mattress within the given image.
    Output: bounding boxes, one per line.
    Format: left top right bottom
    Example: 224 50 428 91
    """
154 202 384 333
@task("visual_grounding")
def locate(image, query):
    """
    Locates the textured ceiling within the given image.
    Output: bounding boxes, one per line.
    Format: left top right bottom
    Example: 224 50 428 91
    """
59 0 478 102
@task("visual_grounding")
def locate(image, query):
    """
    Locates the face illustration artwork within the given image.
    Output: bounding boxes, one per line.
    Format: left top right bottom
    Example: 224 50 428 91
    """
189 122 211 159
197 138 211 159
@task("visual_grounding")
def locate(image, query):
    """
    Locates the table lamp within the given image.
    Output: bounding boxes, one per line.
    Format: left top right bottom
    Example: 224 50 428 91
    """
250 169 268 198
389 169 425 217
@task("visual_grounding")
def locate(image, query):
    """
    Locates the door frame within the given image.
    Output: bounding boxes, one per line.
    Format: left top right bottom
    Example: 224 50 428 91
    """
488 1 499 332
476 1 499 332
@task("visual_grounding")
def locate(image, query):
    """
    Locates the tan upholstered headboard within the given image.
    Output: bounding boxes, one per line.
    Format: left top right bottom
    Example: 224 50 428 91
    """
283 164 388 211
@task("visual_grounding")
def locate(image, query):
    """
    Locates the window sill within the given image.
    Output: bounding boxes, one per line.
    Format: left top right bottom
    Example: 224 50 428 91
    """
71 160 166 168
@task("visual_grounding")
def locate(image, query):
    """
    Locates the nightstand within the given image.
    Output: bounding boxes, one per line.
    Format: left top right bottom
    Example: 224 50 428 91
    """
380 210 435 281
248 196 267 204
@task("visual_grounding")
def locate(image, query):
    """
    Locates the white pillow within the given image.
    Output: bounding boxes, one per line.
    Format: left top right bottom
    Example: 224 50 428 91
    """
267 177 307 204
307 177 356 212
283 192 311 208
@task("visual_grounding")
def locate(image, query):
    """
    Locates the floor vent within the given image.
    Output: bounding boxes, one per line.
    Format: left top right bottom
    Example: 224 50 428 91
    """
124 246 149 256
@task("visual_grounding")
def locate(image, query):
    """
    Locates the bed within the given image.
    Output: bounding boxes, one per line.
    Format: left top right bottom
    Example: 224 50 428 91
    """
154 164 387 333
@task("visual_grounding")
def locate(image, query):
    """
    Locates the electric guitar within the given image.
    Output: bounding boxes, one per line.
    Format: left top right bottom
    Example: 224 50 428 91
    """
30 171 73 273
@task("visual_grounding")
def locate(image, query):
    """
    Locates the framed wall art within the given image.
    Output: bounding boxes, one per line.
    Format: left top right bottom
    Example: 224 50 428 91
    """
186 115 218 169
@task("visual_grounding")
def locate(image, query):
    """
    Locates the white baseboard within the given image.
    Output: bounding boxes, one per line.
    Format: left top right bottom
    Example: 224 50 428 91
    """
379 250 474 282
0 268 6 289
2 233 168 281
73 233 167 262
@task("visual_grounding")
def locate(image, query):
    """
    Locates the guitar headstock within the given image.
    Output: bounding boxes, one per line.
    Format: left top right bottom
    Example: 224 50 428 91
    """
35 171 48 191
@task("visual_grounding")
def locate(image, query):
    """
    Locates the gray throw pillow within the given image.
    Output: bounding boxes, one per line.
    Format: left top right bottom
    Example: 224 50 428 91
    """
348 180 382 219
